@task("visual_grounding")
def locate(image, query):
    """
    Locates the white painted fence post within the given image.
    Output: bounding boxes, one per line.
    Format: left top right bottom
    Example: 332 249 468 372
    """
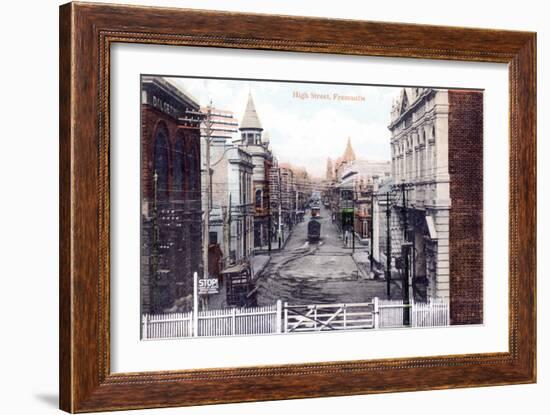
276 300 282 334
193 272 199 337
373 297 379 329
284 302 288 333
142 314 148 339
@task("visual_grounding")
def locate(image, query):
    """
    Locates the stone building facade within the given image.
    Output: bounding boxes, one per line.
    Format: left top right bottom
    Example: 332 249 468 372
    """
200 107 254 273
208 142 255 267
140 76 203 314
388 87 483 324
238 93 273 249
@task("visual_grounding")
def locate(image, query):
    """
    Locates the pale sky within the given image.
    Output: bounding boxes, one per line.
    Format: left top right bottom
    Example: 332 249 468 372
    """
167 76 401 178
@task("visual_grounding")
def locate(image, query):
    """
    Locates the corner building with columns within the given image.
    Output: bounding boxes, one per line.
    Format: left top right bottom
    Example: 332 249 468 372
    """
389 87 483 324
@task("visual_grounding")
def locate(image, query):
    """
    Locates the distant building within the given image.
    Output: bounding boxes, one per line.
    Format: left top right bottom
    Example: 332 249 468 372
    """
279 164 296 225
334 137 357 180
388 87 483 324
325 157 334 181
292 165 312 213
238 93 273 249
330 138 391 239
140 76 202 313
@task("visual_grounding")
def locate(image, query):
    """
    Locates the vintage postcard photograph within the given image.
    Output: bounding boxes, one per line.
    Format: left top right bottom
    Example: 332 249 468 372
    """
140 75 483 340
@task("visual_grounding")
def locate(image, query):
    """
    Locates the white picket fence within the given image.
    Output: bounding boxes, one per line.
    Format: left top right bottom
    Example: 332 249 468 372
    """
142 298 450 339
142 311 193 339
142 303 280 339
411 300 450 327
377 298 450 329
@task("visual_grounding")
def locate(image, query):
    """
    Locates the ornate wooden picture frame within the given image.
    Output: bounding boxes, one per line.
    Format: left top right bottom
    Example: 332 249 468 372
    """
59 2 536 412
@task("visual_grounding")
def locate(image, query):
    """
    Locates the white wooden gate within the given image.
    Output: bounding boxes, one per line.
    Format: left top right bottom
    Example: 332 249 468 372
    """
283 302 375 332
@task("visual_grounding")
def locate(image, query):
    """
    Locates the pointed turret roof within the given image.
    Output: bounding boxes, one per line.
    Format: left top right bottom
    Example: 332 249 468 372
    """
240 92 263 130
342 137 356 162
326 157 334 180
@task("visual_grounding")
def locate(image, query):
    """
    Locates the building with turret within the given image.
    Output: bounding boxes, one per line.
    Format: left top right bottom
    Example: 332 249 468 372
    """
325 157 334 181
238 93 274 249
200 107 254 276
334 137 357 180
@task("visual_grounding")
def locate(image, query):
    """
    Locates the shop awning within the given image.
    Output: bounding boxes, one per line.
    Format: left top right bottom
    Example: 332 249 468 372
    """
426 215 438 239
221 263 248 274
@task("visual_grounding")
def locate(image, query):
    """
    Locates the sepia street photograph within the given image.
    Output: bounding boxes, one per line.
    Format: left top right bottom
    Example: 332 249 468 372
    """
140 75 483 340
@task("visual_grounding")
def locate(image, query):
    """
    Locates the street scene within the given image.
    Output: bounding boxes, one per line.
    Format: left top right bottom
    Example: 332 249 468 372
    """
255 204 402 306
140 76 484 339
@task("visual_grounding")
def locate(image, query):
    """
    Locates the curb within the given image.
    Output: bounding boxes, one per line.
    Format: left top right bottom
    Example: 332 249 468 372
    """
252 256 272 281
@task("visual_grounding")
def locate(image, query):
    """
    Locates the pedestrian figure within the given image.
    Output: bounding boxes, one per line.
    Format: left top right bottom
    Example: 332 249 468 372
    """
344 230 349 247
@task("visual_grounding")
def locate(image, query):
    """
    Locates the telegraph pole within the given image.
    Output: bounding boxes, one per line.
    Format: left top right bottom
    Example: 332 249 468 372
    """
370 191 374 271
179 103 217 311
267 182 272 253
227 193 232 261
203 103 212 284
401 182 411 325
402 183 408 243
278 169 282 249
385 192 391 299
295 189 299 225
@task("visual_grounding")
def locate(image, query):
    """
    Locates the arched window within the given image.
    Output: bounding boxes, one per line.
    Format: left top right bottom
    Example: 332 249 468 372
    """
153 125 170 201
187 145 198 194
255 189 262 209
173 134 185 200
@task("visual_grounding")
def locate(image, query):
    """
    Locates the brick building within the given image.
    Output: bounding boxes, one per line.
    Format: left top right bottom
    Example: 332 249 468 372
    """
140 76 203 314
447 90 484 324
388 87 483 324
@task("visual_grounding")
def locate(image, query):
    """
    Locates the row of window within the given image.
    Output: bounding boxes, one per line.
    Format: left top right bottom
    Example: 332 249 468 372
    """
392 124 436 157
392 143 436 183
152 122 200 201
242 132 262 145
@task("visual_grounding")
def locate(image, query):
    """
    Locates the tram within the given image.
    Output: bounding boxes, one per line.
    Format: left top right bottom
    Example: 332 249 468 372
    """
307 218 321 243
